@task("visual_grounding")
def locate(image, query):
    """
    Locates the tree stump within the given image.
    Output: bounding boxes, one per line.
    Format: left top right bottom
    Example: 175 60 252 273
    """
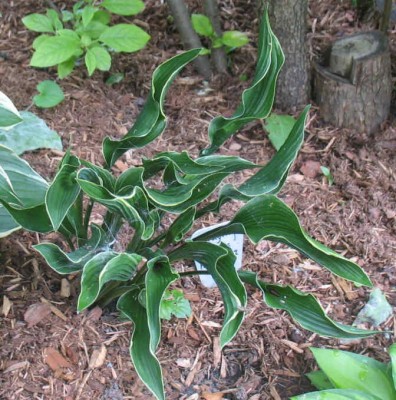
313 31 392 134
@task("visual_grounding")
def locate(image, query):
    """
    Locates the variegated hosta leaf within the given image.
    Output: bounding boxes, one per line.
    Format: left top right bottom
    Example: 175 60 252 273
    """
0 206 19 237
390 344 396 390
46 153 81 230
103 49 202 168
196 106 309 217
197 194 371 287
162 206 196 247
201 12 284 155
239 271 378 339
33 224 109 274
77 168 155 240
78 252 144 311
117 288 165 400
169 241 246 347
0 145 52 232
291 389 380 400
117 256 178 400
307 348 396 399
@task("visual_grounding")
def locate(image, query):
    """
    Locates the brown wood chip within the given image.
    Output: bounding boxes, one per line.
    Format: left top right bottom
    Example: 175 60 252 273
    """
24 303 51 327
43 347 72 371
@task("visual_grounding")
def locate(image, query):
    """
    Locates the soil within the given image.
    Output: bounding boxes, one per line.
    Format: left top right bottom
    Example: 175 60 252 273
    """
0 1 395 399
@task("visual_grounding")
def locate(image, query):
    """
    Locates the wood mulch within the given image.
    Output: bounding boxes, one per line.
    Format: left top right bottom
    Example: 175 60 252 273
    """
0 0 395 399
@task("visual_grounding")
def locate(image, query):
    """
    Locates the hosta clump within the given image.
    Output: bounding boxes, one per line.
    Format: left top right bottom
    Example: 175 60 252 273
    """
22 0 150 78
0 13 378 400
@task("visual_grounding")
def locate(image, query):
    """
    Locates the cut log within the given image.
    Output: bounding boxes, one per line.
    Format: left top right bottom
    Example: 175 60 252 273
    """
314 31 392 134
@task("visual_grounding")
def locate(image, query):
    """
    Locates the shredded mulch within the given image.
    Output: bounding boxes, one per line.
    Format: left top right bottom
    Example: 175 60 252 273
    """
0 1 395 399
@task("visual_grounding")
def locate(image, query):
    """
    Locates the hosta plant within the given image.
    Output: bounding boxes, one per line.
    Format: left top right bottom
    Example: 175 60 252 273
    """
22 0 150 78
292 345 396 399
1 13 378 400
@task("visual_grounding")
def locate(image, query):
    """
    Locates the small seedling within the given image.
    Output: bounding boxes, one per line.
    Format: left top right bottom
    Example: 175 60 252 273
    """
320 166 334 186
22 0 150 78
191 13 248 54
33 80 64 108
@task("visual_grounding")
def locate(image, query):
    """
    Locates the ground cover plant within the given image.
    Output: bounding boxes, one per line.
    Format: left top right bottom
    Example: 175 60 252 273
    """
292 344 396 399
22 0 150 78
0 11 382 400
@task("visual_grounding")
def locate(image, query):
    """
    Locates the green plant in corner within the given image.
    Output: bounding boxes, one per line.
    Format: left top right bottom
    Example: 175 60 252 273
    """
22 0 150 78
0 13 379 400
291 344 396 399
191 13 248 55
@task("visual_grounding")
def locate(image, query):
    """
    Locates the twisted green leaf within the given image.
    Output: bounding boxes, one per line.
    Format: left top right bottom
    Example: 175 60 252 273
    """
103 49 201 167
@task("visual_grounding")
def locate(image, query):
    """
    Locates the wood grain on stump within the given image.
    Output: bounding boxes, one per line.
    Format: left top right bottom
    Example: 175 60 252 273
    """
314 31 392 134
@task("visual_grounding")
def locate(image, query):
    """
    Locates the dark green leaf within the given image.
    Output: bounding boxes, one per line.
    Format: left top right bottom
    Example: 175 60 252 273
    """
0 206 20 237
162 206 196 246
306 370 334 390
239 271 378 339
103 49 201 167
117 288 165 400
46 154 80 230
169 242 246 347
0 92 22 128
201 12 284 155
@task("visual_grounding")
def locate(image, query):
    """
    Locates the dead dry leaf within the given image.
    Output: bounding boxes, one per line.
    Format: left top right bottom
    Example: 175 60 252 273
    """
201 392 225 400
3 361 29 373
300 160 321 179
2 295 12 316
89 344 107 369
176 358 191 368
60 278 71 298
43 347 72 371
24 303 51 327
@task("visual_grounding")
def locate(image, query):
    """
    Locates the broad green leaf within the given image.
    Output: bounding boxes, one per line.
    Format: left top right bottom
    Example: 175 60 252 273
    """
191 14 214 37
389 344 396 390
306 370 334 390
310 348 395 399
34 224 109 274
22 13 54 33
77 21 108 39
85 46 111 75
103 48 201 167
264 113 296 150
354 287 393 326
32 34 51 50
0 111 62 155
102 0 145 16
46 9 63 31
202 12 284 155
82 5 97 27
0 206 20 237
46 154 81 230
57 57 76 78
239 271 379 339
145 256 179 351
78 252 143 311
0 91 22 129
221 31 249 48
99 24 150 52
85 49 97 76
33 80 64 108
61 10 74 22
160 289 191 320
117 288 165 400
201 195 371 286
92 10 111 25
169 242 246 347
106 72 124 85
291 389 380 400
30 35 81 67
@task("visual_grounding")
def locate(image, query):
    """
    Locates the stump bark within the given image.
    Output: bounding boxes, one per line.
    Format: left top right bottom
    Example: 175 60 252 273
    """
314 31 392 134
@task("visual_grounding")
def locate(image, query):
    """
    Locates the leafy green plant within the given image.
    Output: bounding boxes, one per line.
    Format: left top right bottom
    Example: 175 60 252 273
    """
33 80 64 108
191 13 248 55
0 14 378 400
292 345 396 399
0 91 62 237
22 0 150 78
